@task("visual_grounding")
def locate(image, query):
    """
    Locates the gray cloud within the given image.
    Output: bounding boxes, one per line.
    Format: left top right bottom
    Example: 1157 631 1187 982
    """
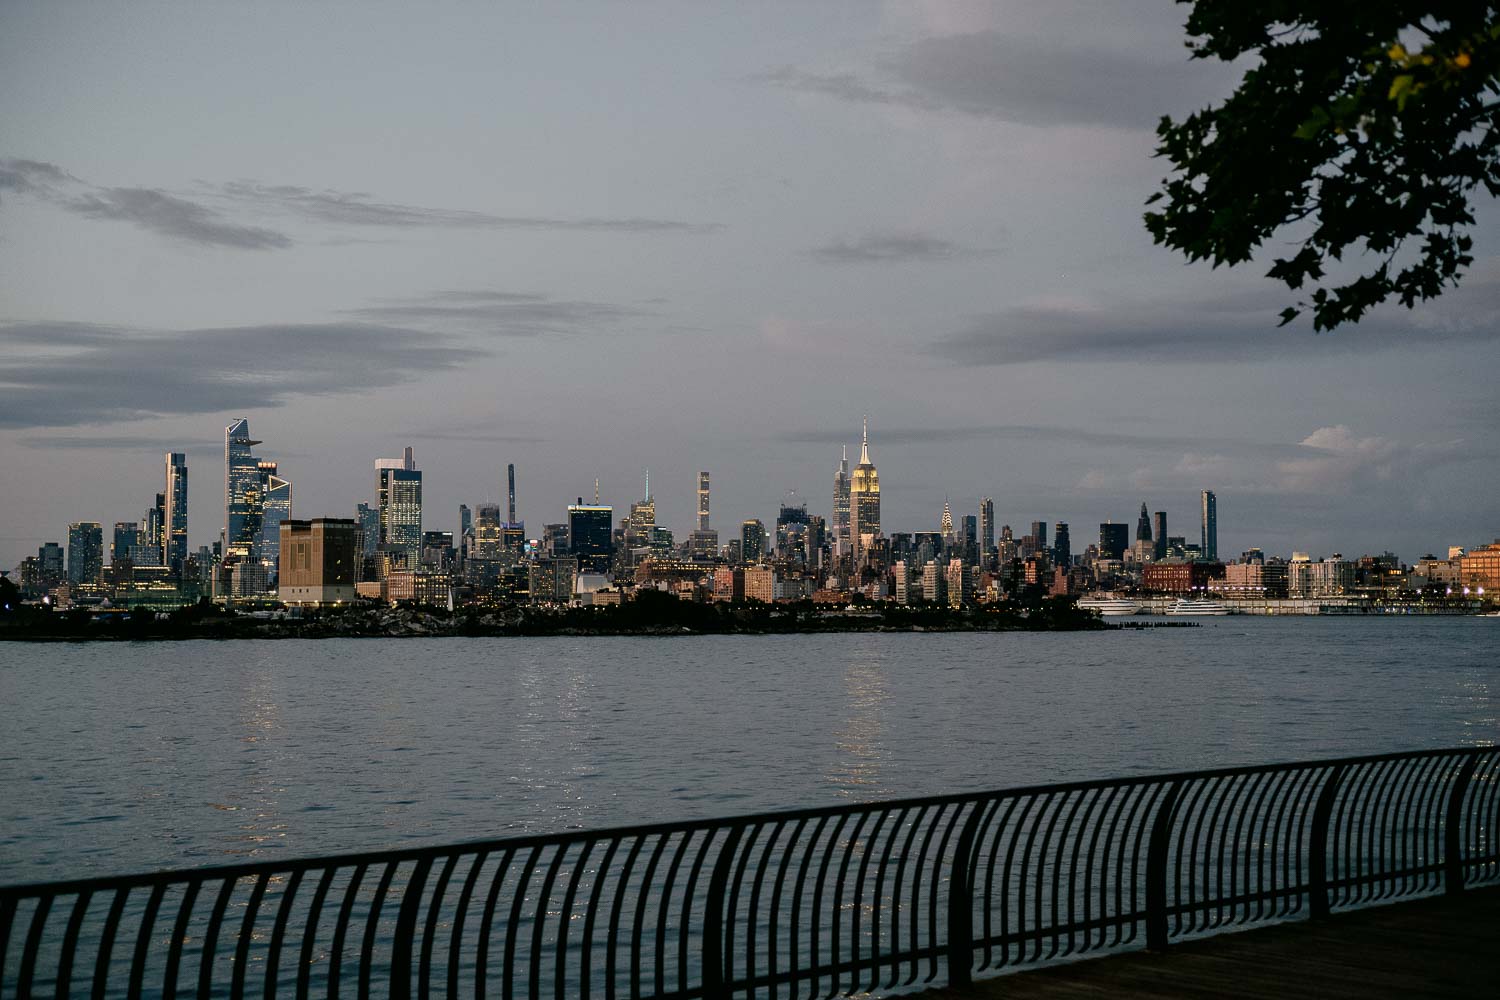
0 158 77 197
764 32 1239 130
931 287 1500 366
776 424 1312 460
1 157 292 249
810 232 990 264
348 289 648 337
216 181 722 234
1 158 719 250
16 435 226 457
403 431 548 444
0 321 481 429
65 187 292 249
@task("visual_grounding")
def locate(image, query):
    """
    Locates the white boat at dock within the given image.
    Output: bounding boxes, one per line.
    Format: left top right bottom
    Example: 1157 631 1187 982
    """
1077 597 1143 616
1165 599 1231 616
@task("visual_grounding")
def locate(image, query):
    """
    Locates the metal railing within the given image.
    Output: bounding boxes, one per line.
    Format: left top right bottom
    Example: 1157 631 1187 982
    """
1 746 1496 998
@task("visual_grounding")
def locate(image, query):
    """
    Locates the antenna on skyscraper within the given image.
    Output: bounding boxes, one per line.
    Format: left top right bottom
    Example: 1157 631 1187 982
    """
644 469 650 502
594 478 600 504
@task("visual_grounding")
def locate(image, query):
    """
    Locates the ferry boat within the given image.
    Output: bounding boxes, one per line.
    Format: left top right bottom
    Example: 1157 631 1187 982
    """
1077 597 1142 616
1166 599 1231 616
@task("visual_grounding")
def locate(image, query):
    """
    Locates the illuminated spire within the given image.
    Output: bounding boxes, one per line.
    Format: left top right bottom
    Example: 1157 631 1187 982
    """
859 415 870 465
644 468 650 502
594 477 600 504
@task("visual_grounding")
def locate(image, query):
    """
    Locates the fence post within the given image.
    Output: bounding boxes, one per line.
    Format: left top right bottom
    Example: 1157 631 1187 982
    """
1445 752 1481 896
702 823 746 1000
390 857 432 1000
1308 764 1344 920
946 803 986 988
1145 780 1182 952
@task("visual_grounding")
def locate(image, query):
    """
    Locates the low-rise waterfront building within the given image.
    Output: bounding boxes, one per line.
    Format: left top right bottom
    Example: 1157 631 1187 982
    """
278 518 358 606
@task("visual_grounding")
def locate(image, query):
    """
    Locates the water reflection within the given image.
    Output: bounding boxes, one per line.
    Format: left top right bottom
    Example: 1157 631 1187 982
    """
828 643 892 798
228 662 287 857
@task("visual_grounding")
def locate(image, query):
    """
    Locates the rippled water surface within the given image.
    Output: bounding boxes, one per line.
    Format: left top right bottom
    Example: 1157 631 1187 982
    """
1 618 1495 883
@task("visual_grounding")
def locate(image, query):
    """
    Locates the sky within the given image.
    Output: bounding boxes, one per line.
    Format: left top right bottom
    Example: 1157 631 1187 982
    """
3 1 1498 569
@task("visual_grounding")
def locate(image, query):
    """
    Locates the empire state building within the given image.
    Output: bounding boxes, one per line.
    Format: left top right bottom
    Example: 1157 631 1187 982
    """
849 417 881 558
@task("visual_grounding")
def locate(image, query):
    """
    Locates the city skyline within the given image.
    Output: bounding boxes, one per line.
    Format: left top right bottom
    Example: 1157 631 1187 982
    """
4 4 1499 568
9 414 1497 577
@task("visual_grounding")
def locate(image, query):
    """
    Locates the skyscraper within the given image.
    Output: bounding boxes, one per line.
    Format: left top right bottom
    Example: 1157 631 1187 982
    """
832 447 851 554
1201 490 1218 561
256 460 292 566
1153 511 1168 561
224 418 263 561
112 522 140 565
145 495 166 565
356 502 380 559
567 497 614 574
67 521 103 586
1030 521 1048 553
1099 522 1128 561
941 499 954 542
1054 522 1071 568
1136 503 1152 544
849 418 881 557
740 518 767 563
979 498 995 558
164 452 188 575
697 471 711 531
377 446 423 566
629 471 656 535
507 463 517 525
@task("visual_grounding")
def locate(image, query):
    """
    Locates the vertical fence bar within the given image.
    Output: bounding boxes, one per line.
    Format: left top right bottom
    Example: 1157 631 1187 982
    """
945 803 984 988
1145 781 1182 952
1445 753 1481 895
1308 765 1344 920
701 824 744 1000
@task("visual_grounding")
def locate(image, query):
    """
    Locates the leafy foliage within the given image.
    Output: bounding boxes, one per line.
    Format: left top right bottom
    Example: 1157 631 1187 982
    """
1145 3 1500 330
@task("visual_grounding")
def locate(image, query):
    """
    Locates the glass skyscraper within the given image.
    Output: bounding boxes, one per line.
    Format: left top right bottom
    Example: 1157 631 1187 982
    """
567 499 614 574
256 460 292 573
67 521 103 586
164 451 188 575
1201 490 1218 562
224 418 264 561
377 446 423 566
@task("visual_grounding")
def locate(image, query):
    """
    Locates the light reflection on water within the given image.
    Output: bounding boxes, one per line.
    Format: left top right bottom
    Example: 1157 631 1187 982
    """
0 617 1495 883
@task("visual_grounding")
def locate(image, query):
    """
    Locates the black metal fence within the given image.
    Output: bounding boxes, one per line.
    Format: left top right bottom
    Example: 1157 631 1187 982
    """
2 747 1496 998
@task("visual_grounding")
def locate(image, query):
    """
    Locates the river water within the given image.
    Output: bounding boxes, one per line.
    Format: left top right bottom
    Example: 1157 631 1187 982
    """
1 617 1495 884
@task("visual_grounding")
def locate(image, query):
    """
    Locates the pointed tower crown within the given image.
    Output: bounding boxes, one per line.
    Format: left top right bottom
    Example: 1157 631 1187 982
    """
858 416 871 465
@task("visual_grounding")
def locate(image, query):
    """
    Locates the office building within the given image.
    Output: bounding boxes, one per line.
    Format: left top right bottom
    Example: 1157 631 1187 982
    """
832 447 851 554
1136 503 1152 545
741 518 767 563
1053 522 1071 568
163 452 188 575
1099 522 1129 561
144 495 165 564
278 518 357 605
1153 511 1168 561
941 499 954 544
849 419 881 558
67 521 103 586
1459 541 1500 596
1029 521 1048 552
224 418 264 561
698 471 711 531
112 522 141 565
529 556 579 604
376 446 423 566
567 498 614 574
1201 490 1218 562
356 503 380 559
507 464 517 524
980 498 995 559
256 461 292 572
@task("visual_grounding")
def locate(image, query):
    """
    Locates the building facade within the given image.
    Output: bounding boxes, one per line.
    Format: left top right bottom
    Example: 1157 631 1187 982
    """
278 518 357 605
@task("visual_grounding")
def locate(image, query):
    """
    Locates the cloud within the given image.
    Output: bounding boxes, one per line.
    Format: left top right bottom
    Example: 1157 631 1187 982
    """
0 158 721 250
775 423 1309 459
216 181 722 234
65 188 292 249
348 289 648 337
1 157 292 249
0 321 482 429
930 285 1500 366
16 434 225 457
0 158 77 198
761 32 1240 130
810 232 991 263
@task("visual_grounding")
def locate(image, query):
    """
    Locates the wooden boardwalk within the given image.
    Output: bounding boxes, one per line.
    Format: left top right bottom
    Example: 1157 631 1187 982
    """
920 888 1500 999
